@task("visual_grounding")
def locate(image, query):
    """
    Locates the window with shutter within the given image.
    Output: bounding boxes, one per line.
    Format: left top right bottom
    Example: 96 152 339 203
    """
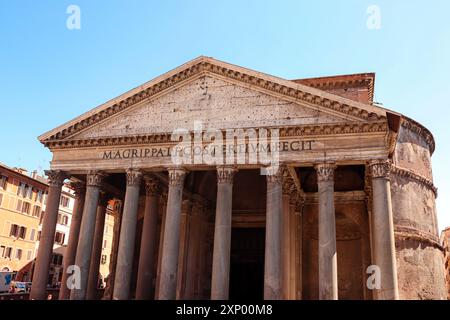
18 226 26 239
10 224 18 237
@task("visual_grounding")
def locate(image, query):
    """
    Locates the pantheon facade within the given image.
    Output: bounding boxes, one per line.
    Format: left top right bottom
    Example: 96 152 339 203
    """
30 57 446 300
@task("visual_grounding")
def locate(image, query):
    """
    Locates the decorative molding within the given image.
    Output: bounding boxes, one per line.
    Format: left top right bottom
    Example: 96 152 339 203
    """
204 62 384 121
303 191 366 204
315 163 336 182
144 176 160 196
216 166 237 184
295 75 375 103
368 159 391 179
364 164 373 217
281 167 295 195
401 116 435 155
86 171 107 187
168 168 187 187
387 130 398 157
290 192 305 213
126 169 142 187
43 121 388 149
41 59 386 144
395 225 443 251
391 165 438 197
45 170 68 187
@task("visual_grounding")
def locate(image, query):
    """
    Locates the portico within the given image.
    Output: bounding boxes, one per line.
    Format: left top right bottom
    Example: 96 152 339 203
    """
31 56 404 300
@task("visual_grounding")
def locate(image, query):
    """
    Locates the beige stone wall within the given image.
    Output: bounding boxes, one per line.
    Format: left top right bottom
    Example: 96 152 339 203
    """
391 124 446 299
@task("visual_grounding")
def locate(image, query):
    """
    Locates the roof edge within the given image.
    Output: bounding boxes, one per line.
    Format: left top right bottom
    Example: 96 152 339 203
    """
38 56 387 143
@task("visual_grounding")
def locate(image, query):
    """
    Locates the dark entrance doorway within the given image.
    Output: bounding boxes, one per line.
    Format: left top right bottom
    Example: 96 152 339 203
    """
229 227 265 300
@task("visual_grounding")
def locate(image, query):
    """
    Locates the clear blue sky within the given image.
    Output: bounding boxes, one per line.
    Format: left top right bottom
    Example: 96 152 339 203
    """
0 1 449 230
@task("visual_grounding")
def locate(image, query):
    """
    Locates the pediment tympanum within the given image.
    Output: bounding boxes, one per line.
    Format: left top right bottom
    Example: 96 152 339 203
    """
70 75 366 140
39 56 387 147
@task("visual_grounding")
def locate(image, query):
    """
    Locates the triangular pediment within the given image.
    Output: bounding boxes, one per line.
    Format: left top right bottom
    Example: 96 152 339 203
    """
39 56 387 144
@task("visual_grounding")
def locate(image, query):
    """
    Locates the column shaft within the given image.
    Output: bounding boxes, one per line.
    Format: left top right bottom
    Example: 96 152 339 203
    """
70 171 106 300
369 160 399 300
316 163 338 300
30 170 66 300
288 198 297 299
154 194 167 299
113 169 142 300
135 177 160 300
86 196 109 300
264 170 283 300
59 182 85 300
156 168 186 300
211 167 236 300
282 193 290 299
295 204 303 300
176 199 192 299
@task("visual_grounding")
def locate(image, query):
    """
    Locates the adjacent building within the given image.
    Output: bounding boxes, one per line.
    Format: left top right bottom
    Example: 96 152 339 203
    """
441 227 450 299
34 184 76 286
0 162 114 290
99 208 115 288
0 164 47 273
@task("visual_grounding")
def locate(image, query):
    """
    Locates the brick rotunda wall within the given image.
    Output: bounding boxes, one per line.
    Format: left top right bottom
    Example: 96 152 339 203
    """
391 120 446 299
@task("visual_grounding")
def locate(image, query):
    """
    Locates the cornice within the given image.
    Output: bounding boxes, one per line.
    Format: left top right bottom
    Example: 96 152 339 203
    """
40 59 386 144
44 121 388 150
294 76 375 103
401 116 435 155
391 165 437 197
303 191 366 204
395 225 443 251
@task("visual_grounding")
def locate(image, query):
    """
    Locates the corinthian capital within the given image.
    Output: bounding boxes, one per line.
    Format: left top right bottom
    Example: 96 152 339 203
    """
45 170 68 187
86 171 107 187
126 169 142 187
368 159 391 179
315 163 336 182
217 166 237 184
266 167 283 184
69 181 86 198
144 176 160 196
168 168 187 187
281 167 295 195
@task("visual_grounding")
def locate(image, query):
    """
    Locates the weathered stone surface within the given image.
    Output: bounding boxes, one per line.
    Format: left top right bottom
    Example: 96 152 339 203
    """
394 126 433 179
73 76 351 140
391 125 445 300
396 238 446 299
